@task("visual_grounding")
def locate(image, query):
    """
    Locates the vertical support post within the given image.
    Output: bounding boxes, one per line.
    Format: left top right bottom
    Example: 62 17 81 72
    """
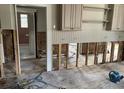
0 31 5 78
102 42 107 63
110 42 115 62
65 44 68 69
13 30 21 75
0 62 4 78
117 41 123 62
85 43 89 65
94 43 98 64
14 5 21 75
76 43 79 67
117 42 122 62
58 44 62 70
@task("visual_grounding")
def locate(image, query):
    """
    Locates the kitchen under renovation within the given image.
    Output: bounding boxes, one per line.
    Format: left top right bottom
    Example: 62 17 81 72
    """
1 4 124 89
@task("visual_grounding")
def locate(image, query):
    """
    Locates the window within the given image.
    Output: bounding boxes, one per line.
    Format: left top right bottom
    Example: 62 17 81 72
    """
20 14 28 28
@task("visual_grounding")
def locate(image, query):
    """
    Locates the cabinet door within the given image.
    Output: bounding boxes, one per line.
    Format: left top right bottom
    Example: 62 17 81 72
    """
112 5 119 31
62 4 72 30
117 5 124 31
72 4 82 30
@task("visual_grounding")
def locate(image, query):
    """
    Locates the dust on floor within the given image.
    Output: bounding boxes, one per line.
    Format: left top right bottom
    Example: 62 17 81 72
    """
1 61 124 89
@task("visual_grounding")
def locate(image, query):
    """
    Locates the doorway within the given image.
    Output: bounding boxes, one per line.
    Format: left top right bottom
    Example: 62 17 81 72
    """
17 11 36 59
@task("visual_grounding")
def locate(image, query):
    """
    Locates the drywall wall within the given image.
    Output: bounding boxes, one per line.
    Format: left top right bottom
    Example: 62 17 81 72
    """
0 4 15 29
52 30 124 44
37 7 47 32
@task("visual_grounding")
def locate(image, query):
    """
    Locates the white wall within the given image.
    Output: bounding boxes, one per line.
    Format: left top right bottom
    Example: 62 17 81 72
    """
37 7 47 32
0 4 15 30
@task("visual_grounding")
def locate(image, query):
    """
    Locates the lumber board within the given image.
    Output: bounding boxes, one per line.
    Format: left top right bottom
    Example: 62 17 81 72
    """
85 43 89 65
94 43 98 64
76 43 79 67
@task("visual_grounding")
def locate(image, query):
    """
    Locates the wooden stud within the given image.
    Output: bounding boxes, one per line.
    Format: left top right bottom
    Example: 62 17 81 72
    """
117 42 121 62
76 43 79 67
117 41 124 62
0 63 5 78
65 44 68 69
121 41 124 61
58 44 62 70
110 42 115 62
0 33 4 78
102 42 107 63
14 5 21 75
13 30 21 75
94 43 98 64
85 43 89 65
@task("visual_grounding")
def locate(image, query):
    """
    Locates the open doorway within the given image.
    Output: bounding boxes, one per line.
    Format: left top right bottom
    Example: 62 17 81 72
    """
16 5 47 74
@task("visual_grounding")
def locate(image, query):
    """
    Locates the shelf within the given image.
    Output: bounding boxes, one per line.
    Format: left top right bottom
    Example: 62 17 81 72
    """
82 20 109 23
83 6 111 10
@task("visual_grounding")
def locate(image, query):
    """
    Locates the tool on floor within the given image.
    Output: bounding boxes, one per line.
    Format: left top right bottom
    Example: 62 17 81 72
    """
109 71 124 83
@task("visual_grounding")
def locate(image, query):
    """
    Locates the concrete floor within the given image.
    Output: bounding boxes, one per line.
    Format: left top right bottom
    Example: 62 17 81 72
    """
1 61 124 89
42 62 124 89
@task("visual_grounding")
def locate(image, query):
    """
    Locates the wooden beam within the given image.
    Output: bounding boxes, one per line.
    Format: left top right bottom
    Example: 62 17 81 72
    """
110 42 115 62
58 44 62 70
117 41 123 62
65 44 68 69
0 63 5 78
76 43 79 67
0 31 5 78
14 5 21 75
94 43 98 64
85 43 89 65
13 30 21 75
102 42 107 63
121 42 124 61
117 41 122 62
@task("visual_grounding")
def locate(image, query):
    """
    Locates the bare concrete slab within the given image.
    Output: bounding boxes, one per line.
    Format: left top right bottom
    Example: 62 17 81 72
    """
41 62 124 89
1 60 124 89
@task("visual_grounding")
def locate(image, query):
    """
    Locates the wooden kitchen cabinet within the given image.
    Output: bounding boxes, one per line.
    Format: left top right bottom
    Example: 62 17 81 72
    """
106 4 124 31
61 4 82 30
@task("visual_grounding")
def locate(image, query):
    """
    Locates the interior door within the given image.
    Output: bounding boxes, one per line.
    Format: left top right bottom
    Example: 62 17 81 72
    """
17 12 36 59
17 13 29 44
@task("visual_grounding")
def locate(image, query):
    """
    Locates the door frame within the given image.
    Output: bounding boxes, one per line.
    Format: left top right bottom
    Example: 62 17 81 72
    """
15 4 52 75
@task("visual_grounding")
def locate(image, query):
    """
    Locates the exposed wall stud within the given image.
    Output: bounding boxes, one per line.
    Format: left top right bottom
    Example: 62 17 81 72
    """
76 43 79 67
58 44 62 70
102 42 107 63
94 43 98 64
110 42 115 62
14 5 21 75
65 44 68 69
85 43 89 65
117 41 124 62
0 63 4 78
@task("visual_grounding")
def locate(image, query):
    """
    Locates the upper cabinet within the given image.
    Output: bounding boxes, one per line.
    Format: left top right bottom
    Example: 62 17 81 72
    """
59 4 82 31
106 4 124 31
0 5 15 30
